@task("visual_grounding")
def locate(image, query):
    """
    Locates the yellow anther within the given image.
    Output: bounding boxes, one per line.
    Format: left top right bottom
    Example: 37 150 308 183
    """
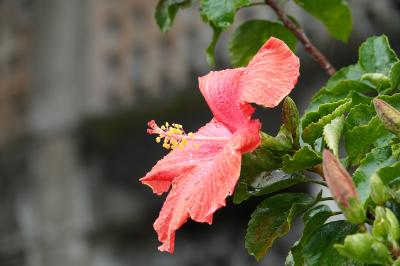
170 139 178 146
152 121 194 151
163 143 171 149
174 129 183 135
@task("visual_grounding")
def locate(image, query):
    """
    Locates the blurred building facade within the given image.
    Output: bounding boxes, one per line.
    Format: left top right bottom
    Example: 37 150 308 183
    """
0 0 32 145
0 0 399 266
85 0 209 113
0 1 212 265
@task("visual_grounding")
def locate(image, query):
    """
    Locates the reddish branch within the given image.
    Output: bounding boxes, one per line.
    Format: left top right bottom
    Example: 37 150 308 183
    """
265 0 337 76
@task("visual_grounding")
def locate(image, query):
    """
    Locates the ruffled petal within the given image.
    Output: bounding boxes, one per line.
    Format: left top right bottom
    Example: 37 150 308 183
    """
198 38 299 131
148 119 260 253
231 119 261 153
198 69 249 131
240 37 300 108
140 119 232 195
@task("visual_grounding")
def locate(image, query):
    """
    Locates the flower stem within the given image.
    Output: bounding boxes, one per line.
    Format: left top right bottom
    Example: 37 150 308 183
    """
265 0 336 76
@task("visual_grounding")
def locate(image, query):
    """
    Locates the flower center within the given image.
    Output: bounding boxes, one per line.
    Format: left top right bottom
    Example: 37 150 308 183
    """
147 120 229 150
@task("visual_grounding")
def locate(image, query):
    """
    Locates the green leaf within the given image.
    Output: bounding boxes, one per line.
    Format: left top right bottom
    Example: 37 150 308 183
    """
359 35 399 75
287 205 333 266
326 64 364 87
234 170 307 204
347 91 372 107
303 221 361 266
342 103 393 164
361 73 391 92
307 81 374 113
155 0 191 33
390 62 400 91
205 25 222 66
343 104 375 135
303 99 350 130
229 19 297 67
233 148 282 204
392 143 400 159
353 146 397 203
302 99 352 144
200 0 250 28
293 0 352 42
246 193 314 260
377 161 400 186
344 95 400 162
379 92 400 109
323 116 345 156
260 129 293 153
282 146 322 173
302 204 332 225
201 0 250 65
344 116 393 163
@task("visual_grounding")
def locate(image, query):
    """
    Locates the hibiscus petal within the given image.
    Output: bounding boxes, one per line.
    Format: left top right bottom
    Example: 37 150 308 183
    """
198 38 299 130
198 69 249 131
140 119 233 195
240 37 300 108
146 119 260 253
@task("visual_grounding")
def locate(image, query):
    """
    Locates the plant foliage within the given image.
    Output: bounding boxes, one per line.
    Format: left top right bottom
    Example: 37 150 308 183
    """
152 0 400 264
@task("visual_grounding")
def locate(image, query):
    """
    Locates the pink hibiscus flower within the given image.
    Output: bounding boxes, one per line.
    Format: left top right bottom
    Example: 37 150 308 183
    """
141 37 300 253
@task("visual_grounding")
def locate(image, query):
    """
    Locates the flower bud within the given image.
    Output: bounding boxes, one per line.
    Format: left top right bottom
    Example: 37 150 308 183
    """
370 174 391 205
373 98 400 138
342 198 367 225
282 96 299 143
335 233 392 265
373 207 390 242
385 208 400 243
323 150 365 224
372 207 400 245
